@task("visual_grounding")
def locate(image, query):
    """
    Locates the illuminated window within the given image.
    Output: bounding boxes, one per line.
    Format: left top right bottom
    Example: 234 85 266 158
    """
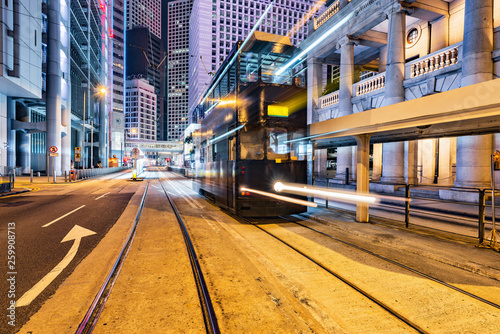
407 28 419 44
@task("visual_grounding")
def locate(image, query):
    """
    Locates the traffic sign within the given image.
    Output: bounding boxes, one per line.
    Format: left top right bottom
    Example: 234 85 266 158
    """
132 147 139 154
75 147 81 154
75 153 81 162
49 146 58 153
50 153 59 157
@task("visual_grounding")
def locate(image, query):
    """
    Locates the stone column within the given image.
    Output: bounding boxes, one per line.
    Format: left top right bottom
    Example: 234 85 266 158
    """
381 4 407 184
335 36 357 183
46 0 62 176
455 0 494 188
404 140 418 185
6 97 16 169
307 56 323 125
16 103 30 174
371 143 383 181
99 97 107 167
355 134 372 223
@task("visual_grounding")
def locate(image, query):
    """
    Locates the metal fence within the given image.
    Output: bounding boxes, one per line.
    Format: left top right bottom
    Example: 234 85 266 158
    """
312 178 498 244
64 167 129 182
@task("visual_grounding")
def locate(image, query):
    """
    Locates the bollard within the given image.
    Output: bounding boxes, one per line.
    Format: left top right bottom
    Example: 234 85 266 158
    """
405 184 410 228
478 190 485 244
37 171 40 177
12 168 16 184
65 170 68 182
326 178 330 208
30 169 33 183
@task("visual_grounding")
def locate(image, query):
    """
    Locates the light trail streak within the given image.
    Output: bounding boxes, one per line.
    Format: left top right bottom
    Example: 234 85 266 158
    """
208 124 245 145
240 187 318 208
276 11 354 76
274 181 378 204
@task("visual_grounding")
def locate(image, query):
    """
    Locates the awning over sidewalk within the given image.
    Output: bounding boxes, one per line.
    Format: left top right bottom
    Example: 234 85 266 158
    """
310 78 500 148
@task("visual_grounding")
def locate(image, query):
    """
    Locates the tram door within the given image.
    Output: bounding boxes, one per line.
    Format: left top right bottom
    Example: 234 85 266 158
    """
227 137 236 209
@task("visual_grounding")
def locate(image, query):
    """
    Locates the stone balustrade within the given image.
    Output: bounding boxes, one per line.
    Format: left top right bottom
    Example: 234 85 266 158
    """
408 44 460 78
353 72 386 96
314 0 340 30
319 90 339 108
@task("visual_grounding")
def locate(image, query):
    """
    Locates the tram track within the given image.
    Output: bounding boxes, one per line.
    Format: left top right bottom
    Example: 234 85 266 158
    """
282 216 500 309
75 171 220 334
238 215 428 333
235 214 500 333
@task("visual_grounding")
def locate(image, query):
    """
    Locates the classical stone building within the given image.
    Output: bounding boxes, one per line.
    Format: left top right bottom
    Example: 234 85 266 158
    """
305 0 500 202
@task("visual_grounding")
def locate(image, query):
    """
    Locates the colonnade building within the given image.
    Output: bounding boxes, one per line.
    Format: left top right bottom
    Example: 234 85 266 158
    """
306 0 500 199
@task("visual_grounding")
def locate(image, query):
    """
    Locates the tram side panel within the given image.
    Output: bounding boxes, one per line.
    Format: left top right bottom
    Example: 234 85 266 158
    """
235 160 308 216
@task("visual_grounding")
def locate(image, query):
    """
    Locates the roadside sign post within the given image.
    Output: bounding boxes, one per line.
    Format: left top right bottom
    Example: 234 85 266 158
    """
483 150 500 251
49 146 58 183
131 147 139 180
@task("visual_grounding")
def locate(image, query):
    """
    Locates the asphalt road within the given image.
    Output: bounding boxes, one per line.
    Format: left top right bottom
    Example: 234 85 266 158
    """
0 172 138 334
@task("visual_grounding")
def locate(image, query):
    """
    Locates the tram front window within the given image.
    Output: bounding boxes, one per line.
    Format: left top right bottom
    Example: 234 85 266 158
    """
267 128 290 161
240 127 265 160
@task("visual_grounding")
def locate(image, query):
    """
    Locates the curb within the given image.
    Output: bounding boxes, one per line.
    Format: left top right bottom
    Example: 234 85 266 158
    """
0 188 31 198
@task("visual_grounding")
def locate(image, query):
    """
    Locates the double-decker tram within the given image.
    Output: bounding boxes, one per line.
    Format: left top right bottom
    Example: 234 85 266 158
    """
192 32 309 217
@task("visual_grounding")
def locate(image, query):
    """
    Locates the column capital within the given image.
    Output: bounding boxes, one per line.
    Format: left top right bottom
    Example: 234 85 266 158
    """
336 35 359 50
385 2 413 17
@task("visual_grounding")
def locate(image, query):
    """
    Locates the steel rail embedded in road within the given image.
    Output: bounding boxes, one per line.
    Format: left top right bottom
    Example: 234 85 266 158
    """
158 174 220 334
238 215 428 334
75 177 151 334
284 216 500 310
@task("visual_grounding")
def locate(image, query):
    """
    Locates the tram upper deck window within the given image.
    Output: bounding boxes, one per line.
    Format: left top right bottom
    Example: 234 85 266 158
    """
240 52 259 83
262 54 292 85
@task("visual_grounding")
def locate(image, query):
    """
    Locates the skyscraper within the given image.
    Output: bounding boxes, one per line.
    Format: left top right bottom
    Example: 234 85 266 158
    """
125 0 165 141
110 0 127 162
166 0 192 141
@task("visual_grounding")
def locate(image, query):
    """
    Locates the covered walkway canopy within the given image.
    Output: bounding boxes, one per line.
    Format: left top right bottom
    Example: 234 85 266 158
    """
307 78 500 222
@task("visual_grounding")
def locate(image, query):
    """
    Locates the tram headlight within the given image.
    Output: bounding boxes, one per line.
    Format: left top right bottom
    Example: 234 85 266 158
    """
274 181 284 192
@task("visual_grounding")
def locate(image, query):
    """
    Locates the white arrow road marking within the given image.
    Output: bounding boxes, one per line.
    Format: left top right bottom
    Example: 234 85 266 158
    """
95 192 110 200
16 225 96 307
42 205 86 227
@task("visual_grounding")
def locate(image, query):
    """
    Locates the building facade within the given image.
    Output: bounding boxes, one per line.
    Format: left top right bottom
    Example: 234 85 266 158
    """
125 77 157 141
110 0 127 162
166 0 193 141
0 0 112 175
126 0 165 142
304 0 500 202
0 0 42 175
126 0 162 39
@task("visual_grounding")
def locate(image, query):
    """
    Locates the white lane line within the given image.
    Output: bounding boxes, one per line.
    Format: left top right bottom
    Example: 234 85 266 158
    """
42 205 86 227
95 192 111 200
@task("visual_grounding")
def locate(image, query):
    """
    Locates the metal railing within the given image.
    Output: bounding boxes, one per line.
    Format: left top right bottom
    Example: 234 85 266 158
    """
311 178 498 245
64 166 129 182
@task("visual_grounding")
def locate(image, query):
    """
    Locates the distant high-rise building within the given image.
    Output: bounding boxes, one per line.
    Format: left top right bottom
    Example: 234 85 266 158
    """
111 0 127 162
125 77 157 141
126 0 162 39
166 0 192 141
126 0 165 141
187 0 318 126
